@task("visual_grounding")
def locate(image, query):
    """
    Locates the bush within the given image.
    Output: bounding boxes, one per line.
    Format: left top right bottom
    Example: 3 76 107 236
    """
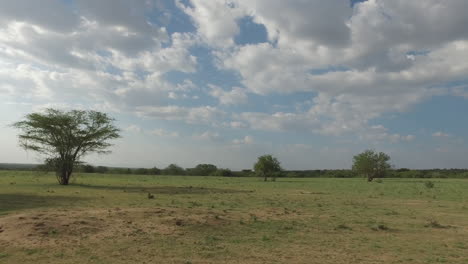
133 168 149 175
162 164 186 175
95 166 109 173
424 181 435 188
82 164 95 173
108 168 132 174
148 167 161 175
210 168 233 177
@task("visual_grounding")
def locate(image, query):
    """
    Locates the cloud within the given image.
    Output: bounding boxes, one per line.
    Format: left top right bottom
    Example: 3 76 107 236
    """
451 85 468 99
432 132 451 138
148 128 179 138
176 0 246 47
232 135 254 145
228 121 247 129
125 125 179 137
2 0 468 152
362 125 415 143
0 0 80 33
125 124 142 133
208 84 247 105
238 0 352 47
235 111 318 133
135 105 225 125
193 131 221 141
0 0 199 115
204 0 468 138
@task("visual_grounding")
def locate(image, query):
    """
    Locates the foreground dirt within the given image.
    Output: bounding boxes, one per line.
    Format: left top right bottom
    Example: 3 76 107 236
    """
0 207 260 245
0 207 313 263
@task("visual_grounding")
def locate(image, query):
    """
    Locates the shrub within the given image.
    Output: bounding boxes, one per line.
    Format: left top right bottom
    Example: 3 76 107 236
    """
95 166 109 173
210 168 233 177
133 168 149 175
193 164 217 176
148 167 161 175
82 164 95 173
424 181 435 189
162 164 186 175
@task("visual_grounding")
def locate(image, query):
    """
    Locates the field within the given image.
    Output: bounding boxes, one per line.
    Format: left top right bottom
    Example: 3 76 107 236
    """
0 171 467 264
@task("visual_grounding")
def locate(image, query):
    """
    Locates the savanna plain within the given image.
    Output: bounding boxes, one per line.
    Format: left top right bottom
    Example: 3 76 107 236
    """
0 171 467 264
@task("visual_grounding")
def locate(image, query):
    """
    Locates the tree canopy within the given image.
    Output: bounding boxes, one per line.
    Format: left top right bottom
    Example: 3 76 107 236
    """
162 164 186 175
254 154 282 181
13 108 120 185
352 149 391 182
188 164 218 176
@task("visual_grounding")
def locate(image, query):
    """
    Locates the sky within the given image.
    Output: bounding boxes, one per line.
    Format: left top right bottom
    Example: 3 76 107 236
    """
1 0 468 170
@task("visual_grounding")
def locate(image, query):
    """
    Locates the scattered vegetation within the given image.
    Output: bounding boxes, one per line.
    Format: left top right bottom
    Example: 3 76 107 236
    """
162 164 186 175
424 181 435 188
0 172 467 263
3 163 468 179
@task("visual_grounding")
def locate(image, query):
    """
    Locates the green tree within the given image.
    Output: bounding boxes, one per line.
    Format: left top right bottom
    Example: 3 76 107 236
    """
162 164 186 175
12 109 120 185
254 154 282 181
352 149 391 182
95 166 109 174
148 166 161 175
133 168 149 175
191 164 217 176
82 164 95 173
211 168 233 177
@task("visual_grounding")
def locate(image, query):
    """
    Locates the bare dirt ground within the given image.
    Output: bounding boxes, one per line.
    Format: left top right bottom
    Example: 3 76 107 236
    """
0 206 303 247
1 207 222 246
0 207 313 263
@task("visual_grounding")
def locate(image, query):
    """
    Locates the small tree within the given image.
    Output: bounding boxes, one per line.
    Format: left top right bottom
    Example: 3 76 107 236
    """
191 164 217 176
211 168 232 177
162 164 186 175
13 109 120 185
352 149 391 182
254 154 282 181
82 164 95 173
148 167 161 175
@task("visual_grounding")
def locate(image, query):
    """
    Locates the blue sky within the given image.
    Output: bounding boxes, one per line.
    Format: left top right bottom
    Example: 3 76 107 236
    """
1 0 468 170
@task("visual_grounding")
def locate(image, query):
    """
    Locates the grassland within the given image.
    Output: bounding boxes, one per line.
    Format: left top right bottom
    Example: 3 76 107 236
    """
0 171 467 263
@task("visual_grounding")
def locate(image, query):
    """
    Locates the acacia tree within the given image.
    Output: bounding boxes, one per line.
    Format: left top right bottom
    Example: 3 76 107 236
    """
254 154 282 181
352 149 391 182
13 109 120 185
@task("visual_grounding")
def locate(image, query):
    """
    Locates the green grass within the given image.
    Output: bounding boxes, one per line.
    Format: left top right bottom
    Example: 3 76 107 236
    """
1 171 467 263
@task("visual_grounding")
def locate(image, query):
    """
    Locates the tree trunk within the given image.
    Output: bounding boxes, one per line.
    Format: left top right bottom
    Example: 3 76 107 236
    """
56 161 73 185
57 170 70 185
264 174 267 181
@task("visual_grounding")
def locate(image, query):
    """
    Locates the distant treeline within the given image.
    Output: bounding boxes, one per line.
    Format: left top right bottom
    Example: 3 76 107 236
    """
283 168 468 179
55 165 468 178
1 163 468 178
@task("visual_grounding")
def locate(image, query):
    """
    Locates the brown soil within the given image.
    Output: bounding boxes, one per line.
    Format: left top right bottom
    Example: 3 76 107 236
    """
0 207 301 248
